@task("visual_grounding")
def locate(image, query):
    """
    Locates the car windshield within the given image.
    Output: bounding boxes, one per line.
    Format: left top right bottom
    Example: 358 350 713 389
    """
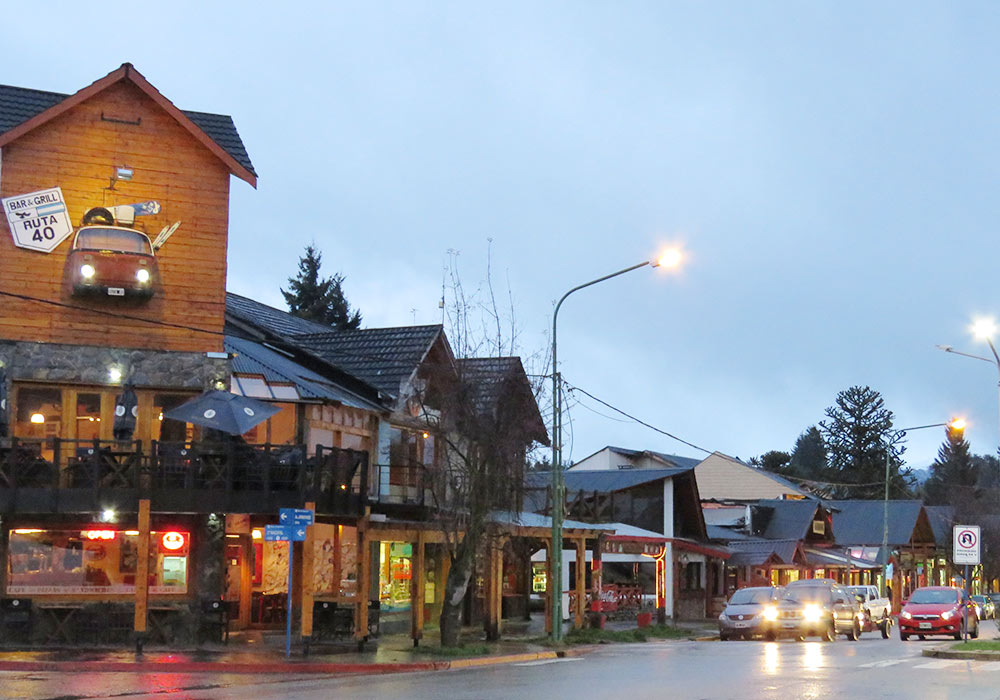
783 587 831 604
75 227 151 254
728 588 773 605
908 589 959 605
972 596 987 602
845 587 867 597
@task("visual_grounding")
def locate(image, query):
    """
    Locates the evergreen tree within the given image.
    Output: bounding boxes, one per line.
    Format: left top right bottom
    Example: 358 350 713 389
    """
924 424 975 505
788 426 828 480
750 450 792 475
819 385 913 499
281 245 362 330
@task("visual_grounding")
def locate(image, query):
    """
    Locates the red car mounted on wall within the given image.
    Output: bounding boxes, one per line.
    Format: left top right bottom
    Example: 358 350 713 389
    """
66 207 159 300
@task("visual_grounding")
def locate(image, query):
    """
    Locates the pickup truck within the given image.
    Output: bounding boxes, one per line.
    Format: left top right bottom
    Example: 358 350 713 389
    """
846 585 892 638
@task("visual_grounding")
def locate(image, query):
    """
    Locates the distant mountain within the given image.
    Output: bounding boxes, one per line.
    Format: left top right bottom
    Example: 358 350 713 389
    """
910 467 931 485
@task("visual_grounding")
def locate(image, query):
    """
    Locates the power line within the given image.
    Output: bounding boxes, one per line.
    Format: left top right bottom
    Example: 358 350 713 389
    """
562 379 714 455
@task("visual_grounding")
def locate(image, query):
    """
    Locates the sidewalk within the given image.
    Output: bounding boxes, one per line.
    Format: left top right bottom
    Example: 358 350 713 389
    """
0 614 715 675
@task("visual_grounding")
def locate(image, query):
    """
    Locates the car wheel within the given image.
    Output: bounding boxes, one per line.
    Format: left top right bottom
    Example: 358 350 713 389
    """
847 621 860 641
822 622 836 642
900 632 909 641
919 635 926 640
880 618 890 639
972 620 980 640
765 630 776 642
720 633 729 641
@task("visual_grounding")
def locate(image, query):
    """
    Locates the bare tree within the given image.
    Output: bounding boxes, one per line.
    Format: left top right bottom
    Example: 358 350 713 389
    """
416 249 548 647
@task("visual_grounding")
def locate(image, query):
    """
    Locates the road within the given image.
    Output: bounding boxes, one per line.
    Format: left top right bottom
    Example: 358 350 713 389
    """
4 622 1000 700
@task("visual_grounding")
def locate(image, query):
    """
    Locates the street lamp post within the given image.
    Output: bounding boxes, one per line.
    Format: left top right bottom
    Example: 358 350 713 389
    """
881 419 965 606
550 250 681 642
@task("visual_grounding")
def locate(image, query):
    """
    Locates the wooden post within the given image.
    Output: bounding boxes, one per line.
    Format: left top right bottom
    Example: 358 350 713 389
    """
300 501 316 640
356 511 371 645
574 538 585 630
333 524 342 596
545 538 553 635
411 531 426 646
133 498 151 651
238 536 252 628
591 535 603 620
485 538 503 641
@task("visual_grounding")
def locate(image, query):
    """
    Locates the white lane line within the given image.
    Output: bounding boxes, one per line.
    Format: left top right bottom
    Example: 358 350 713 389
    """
515 658 584 667
912 660 968 670
858 659 907 668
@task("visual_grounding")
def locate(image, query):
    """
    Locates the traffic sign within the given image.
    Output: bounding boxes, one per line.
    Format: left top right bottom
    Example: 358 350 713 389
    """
279 508 314 526
290 526 308 542
264 524 292 542
953 525 981 565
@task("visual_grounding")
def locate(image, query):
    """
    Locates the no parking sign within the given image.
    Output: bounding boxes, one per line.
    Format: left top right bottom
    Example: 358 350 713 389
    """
953 525 981 566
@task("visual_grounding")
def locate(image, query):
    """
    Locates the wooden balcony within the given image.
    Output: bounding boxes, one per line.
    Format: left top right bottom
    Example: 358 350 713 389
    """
0 438 369 517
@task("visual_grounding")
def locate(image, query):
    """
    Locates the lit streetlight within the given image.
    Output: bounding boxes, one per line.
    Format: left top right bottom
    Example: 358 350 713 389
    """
549 247 682 641
882 417 965 607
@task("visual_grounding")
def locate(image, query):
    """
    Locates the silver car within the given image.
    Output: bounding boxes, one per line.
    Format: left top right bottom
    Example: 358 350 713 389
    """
719 586 784 640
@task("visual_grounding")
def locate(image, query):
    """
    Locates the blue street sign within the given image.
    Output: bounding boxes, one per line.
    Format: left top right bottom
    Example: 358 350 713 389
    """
290 526 308 542
264 524 291 542
279 508 315 526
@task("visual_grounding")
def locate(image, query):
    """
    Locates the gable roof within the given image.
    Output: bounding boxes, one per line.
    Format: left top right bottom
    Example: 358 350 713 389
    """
295 326 446 399
226 292 334 338
225 335 381 411
457 357 548 445
725 539 803 567
695 451 810 501
826 500 929 547
571 445 702 471
0 64 256 186
923 505 956 548
752 499 827 540
527 466 694 496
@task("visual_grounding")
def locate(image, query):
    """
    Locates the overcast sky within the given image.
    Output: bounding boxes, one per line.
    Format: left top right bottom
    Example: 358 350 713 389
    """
6 2 1000 470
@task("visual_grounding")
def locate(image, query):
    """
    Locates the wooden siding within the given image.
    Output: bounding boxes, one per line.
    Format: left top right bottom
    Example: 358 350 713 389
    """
0 81 230 353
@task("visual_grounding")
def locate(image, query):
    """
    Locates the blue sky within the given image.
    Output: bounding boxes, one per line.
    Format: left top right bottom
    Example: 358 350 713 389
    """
5 2 1000 470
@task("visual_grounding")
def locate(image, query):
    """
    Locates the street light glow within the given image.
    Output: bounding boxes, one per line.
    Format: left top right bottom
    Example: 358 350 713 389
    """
950 417 967 432
972 318 997 340
654 248 683 269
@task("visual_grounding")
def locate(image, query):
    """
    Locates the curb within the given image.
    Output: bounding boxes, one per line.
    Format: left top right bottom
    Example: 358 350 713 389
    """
922 644 1000 661
0 649 583 675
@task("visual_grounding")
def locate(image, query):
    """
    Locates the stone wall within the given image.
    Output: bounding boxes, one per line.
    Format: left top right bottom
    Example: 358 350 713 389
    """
0 339 228 390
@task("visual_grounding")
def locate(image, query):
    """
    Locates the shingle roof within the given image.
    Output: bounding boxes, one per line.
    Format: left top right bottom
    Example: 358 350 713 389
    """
225 335 381 411
295 326 445 398
826 500 925 546
226 293 334 338
457 357 548 445
753 499 825 540
726 539 801 567
924 505 955 547
0 84 256 176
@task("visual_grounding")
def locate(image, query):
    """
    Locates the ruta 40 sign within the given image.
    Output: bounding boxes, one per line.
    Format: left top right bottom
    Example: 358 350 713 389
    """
2 187 73 253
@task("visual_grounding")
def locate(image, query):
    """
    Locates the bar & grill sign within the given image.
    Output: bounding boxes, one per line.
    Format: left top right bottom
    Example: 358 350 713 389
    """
3 187 73 253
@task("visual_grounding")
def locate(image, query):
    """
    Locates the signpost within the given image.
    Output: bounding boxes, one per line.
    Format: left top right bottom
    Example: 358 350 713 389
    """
2 187 73 253
266 509 315 657
953 525 981 642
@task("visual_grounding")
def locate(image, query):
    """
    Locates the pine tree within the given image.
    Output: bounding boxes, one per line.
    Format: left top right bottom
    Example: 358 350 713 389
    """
788 426 828 480
819 385 913 499
924 425 975 505
281 245 362 330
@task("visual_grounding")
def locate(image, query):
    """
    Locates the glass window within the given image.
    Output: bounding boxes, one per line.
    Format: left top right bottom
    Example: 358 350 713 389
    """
76 392 102 442
15 386 62 442
153 394 191 443
7 528 189 595
74 227 152 254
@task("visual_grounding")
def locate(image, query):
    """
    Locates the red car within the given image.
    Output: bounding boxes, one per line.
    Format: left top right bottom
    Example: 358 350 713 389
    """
899 586 979 641
67 222 158 300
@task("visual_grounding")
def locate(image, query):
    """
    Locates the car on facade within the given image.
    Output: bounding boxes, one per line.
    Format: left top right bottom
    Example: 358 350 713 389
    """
776 579 864 641
899 586 979 641
718 586 784 640
66 208 158 300
971 595 995 620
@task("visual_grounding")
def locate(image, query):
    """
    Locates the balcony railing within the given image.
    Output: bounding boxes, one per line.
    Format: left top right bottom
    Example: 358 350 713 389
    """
373 462 433 507
0 438 369 516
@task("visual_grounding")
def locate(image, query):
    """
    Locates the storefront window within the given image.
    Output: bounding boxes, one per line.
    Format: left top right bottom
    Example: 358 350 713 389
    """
76 392 102 442
15 386 62 441
379 541 412 611
6 529 189 595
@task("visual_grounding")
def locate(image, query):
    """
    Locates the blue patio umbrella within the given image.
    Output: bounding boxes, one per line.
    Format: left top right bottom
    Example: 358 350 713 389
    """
113 383 138 440
163 390 281 436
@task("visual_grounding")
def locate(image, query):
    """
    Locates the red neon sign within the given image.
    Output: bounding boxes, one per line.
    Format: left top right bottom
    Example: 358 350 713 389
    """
83 530 116 540
161 532 186 551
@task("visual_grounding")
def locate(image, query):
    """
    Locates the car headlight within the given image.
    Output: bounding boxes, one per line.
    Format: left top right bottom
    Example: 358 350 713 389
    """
762 605 778 622
942 609 956 620
136 268 150 283
80 264 96 279
719 612 727 620
803 604 822 622
856 611 866 621
901 611 912 620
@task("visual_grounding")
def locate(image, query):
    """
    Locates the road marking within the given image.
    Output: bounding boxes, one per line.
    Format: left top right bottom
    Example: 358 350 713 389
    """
858 659 907 668
912 660 968 670
515 658 583 667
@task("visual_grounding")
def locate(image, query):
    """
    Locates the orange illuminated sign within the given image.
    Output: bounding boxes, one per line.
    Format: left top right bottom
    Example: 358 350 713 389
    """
83 530 116 540
161 532 185 551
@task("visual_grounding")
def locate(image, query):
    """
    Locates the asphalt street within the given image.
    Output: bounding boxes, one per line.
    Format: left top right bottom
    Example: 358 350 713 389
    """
4 622 1000 700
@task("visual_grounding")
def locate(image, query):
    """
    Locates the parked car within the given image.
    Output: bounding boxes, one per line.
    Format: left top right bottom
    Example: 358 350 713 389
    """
988 592 1000 616
899 586 979 641
845 584 892 638
718 586 784 641
777 579 863 642
971 595 994 621
66 208 158 300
